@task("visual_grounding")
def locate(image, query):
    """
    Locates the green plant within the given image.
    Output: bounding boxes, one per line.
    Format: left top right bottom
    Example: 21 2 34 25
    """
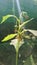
1 11 34 65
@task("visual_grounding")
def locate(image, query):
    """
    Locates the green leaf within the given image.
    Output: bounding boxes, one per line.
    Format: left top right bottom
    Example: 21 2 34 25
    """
1 15 13 24
1 15 20 24
30 55 35 65
20 18 34 28
1 34 17 42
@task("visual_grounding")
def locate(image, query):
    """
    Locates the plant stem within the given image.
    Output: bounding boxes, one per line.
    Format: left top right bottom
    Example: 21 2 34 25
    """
16 40 19 65
16 51 19 65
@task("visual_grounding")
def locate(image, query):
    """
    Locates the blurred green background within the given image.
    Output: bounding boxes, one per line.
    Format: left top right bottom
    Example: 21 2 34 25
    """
0 0 37 17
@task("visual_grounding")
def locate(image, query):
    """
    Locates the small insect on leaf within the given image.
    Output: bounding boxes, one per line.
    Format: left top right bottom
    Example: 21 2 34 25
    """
1 34 17 42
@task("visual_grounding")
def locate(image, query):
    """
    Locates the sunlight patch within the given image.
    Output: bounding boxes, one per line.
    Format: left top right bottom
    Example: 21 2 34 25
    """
33 0 37 5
